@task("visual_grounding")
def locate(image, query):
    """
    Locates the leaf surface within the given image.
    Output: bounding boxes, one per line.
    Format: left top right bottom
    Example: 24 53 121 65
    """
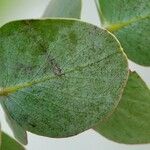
1 132 25 150
0 19 128 138
96 0 150 66
1 100 27 145
43 0 82 19
94 72 150 144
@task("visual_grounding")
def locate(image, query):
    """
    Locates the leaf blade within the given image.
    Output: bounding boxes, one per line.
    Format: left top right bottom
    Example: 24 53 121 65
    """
0 100 27 145
94 72 150 144
96 0 150 66
1 132 25 150
0 19 128 138
43 0 82 19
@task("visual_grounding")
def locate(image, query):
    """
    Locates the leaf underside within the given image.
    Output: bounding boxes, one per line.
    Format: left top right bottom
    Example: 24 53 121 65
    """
0 19 128 138
43 0 82 19
94 72 150 144
96 0 150 66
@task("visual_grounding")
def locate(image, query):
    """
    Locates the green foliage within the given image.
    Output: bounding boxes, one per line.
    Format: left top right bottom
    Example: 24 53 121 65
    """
1 131 25 150
96 0 150 66
43 0 82 18
0 0 149 147
0 19 128 138
1 100 27 145
94 72 150 144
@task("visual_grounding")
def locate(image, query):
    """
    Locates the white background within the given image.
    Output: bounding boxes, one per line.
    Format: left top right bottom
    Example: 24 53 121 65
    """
0 0 150 150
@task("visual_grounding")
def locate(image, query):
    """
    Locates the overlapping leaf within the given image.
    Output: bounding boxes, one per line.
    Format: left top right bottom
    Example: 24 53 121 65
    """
0 19 128 138
43 0 82 19
0 124 24 149
1 132 25 150
94 72 150 144
1 100 27 145
96 0 150 66
0 124 2 148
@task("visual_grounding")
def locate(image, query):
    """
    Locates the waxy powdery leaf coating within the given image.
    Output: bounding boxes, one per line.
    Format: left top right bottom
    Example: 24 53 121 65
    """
0 19 128 138
96 0 150 66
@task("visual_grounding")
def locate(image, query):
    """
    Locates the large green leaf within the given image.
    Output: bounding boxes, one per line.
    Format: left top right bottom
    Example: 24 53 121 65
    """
96 0 150 66
94 72 150 144
1 132 25 150
1 100 27 145
0 19 128 138
43 0 82 18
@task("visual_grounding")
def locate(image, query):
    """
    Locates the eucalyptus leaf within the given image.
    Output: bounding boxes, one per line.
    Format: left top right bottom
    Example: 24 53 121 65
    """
96 0 150 66
0 124 1 147
1 132 25 150
1 100 27 145
94 72 150 144
0 19 128 138
43 0 82 19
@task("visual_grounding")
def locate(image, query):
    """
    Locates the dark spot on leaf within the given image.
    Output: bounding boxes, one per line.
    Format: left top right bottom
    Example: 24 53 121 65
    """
29 122 37 128
15 63 36 75
46 55 65 76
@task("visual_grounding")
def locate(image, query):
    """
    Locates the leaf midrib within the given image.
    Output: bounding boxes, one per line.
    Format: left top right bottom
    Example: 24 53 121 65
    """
0 51 119 96
105 15 150 32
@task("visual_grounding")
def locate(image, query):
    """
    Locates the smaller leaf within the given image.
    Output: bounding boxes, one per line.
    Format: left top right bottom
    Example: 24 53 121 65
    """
96 0 150 66
1 132 25 150
94 72 150 144
43 0 82 19
0 124 1 147
1 100 27 145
